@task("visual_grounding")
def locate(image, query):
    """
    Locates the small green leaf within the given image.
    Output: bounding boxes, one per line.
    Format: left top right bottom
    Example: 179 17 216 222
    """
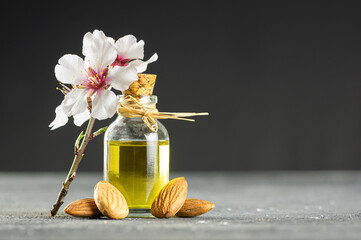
91 126 108 139
74 131 84 148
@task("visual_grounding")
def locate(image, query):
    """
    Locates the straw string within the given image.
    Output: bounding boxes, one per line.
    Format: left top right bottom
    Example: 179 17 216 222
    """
117 95 209 132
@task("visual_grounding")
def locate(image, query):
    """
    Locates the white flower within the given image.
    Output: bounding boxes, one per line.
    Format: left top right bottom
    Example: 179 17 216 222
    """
108 35 158 73
49 30 138 130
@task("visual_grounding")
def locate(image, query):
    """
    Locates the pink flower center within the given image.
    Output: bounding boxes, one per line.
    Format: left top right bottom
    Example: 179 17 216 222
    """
111 55 130 67
80 67 109 92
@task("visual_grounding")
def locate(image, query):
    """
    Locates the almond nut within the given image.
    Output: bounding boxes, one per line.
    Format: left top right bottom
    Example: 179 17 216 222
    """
151 177 188 218
94 181 129 219
64 198 102 218
175 199 215 217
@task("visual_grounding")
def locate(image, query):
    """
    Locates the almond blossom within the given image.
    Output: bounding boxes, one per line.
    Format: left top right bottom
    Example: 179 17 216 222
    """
108 34 158 73
49 30 139 130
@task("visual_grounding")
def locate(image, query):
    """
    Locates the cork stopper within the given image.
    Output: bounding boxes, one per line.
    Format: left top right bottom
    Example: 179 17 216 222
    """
123 74 157 96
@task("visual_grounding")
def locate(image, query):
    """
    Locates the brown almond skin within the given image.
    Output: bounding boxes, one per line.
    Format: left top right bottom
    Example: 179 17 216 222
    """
175 199 215 217
64 198 102 218
151 177 188 218
94 181 129 219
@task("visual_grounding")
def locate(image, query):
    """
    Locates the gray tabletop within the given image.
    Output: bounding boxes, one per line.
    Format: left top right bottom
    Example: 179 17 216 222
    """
0 171 361 240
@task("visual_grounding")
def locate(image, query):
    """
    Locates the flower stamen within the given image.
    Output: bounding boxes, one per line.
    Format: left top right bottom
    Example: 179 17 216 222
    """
56 83 72 95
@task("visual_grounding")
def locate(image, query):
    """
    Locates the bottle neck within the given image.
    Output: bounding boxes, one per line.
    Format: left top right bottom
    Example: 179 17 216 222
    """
117 95 158 117
118 95 157 104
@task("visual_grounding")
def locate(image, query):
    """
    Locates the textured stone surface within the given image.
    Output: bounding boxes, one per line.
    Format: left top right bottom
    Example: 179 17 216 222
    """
0 171 361 240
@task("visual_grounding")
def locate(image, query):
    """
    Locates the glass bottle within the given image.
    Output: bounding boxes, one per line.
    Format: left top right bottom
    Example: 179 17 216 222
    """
103 95 169 214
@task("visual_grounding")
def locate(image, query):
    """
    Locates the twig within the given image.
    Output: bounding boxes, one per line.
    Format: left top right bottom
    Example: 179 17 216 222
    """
50 118 96 216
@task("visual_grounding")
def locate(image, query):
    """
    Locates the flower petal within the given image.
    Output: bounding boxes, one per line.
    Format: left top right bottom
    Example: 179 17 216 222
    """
91 90 118 120
82 30 107 56
49 103 68 130
82 30 117 69
114 35 137 55
130 53 158 73
55 54 85 85
126 40 144 59
107 36 116 46
62 88 88 116
115 35 144 60
107 65 138 92
73 110 90 126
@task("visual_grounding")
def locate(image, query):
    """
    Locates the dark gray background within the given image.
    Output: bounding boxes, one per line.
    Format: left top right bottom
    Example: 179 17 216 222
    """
2 1 361 171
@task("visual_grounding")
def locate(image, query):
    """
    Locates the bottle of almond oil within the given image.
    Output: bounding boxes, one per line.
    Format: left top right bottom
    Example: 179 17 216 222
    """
104 75 169 215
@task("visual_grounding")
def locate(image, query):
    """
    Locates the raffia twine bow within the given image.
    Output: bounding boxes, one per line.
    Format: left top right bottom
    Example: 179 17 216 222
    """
117 95 209 132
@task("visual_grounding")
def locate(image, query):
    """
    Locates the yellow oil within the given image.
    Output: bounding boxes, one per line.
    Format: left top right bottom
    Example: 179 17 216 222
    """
104 140 169 210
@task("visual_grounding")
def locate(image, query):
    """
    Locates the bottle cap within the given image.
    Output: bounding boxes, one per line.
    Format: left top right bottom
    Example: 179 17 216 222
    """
123 74 157 96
